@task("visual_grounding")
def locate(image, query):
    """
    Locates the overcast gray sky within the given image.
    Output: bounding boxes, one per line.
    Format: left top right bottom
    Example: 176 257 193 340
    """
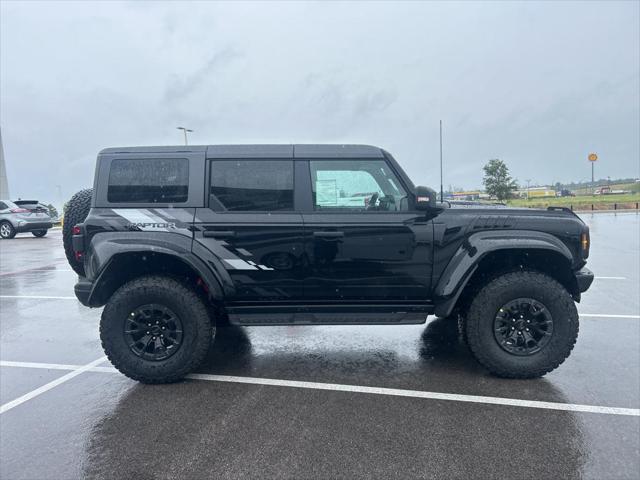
1 0 638 206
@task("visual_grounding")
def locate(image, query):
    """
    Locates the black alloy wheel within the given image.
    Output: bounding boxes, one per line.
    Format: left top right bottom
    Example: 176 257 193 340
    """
493 298 553 356
124 304 184 361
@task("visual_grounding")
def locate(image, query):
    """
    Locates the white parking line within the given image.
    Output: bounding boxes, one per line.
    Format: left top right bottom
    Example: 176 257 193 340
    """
0 295 76 300
0 357 106 415
594 276 627 280
579 313 640 319
0 360 638 417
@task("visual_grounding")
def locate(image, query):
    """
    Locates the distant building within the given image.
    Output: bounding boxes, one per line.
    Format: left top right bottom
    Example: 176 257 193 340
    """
0 129 9 199
450 190 483 201
516 186 556 198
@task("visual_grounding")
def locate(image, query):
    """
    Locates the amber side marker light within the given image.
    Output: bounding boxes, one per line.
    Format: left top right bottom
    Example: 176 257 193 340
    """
581 231 590 258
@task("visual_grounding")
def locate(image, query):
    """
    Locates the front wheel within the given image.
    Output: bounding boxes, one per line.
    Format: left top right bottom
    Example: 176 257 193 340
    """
100 276 214 384
0 221 16 239
32 230 48 237
465 271 578 379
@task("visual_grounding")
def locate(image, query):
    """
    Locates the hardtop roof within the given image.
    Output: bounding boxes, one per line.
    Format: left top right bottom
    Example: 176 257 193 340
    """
99 144 385 159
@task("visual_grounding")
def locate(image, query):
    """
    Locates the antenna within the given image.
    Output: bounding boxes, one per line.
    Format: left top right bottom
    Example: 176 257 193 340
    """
439 120 444 203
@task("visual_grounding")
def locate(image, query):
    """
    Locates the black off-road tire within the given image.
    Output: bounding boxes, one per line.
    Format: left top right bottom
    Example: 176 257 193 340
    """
62 188 93 275
101 275 214 384
0 221 16 239
32 229 48 238
465 271 578 379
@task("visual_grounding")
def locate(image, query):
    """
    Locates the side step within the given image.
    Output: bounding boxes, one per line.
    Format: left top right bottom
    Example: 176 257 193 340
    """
226 304 432 326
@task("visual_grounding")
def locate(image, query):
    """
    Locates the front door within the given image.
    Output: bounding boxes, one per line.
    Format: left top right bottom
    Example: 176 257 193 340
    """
301 159 433 302
193 158 305 301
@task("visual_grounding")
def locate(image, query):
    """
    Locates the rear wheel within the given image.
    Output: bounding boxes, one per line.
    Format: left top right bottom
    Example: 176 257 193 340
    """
0 221 16 239
100 275 214 384
32 229 47 238
465 271 578 379
62 188 93 275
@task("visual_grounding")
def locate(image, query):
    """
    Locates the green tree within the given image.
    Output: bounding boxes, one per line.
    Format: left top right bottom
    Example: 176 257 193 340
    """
482 159 518 200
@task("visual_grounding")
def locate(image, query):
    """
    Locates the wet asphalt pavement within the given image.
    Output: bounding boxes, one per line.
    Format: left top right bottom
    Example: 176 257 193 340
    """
0 212 639 479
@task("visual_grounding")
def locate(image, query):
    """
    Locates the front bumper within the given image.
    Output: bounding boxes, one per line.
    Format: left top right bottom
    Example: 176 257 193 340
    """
74 277 92 306
575 267 594 293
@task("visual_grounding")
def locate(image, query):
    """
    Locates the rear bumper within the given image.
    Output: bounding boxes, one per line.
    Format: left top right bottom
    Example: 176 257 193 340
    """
14 221 53 233
575 267 594 293
74 277 92 306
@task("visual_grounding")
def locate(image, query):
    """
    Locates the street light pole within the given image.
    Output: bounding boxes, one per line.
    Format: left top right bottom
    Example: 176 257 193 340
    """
439 120 443 203
176 127 193 145
526 179 531 201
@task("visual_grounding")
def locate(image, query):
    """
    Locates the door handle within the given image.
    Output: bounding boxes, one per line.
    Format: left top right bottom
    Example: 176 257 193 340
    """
313 231 344 239
203 230 236 238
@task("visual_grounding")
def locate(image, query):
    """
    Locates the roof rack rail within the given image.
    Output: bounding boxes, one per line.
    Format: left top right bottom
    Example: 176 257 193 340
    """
547 206 580 219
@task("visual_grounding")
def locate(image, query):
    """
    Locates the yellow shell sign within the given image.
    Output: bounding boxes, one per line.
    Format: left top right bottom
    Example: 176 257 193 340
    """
588 153 598 162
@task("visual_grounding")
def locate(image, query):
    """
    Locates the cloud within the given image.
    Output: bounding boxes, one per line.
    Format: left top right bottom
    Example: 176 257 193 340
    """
163 47 243 102
0 0 638 207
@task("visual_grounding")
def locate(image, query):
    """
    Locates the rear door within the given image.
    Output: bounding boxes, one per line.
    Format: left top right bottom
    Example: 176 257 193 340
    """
193 157 305 301
301 158 433 302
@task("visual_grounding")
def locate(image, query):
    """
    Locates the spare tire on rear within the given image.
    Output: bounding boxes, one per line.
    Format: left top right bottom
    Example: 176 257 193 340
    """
63 188 93 276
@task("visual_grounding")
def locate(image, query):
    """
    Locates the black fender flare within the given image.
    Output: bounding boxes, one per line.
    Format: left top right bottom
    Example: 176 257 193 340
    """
433 230 575 318
84 232 235 306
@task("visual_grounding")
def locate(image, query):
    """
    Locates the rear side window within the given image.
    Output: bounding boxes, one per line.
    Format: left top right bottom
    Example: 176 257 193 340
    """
107 158 189 203
210 160 294 211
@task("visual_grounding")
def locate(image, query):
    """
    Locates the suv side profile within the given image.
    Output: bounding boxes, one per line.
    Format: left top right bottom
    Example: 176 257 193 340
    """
64 145 593 383
0 199 53 239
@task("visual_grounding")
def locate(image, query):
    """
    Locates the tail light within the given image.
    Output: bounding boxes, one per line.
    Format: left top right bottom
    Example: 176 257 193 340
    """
72 224 85 262
10 208 29 213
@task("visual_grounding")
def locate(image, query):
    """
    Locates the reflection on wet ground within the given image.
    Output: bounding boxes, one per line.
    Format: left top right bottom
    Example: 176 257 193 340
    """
1 215 639 479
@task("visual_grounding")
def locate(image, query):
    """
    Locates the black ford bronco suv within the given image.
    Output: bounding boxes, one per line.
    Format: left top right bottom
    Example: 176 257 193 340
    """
63 144 593 383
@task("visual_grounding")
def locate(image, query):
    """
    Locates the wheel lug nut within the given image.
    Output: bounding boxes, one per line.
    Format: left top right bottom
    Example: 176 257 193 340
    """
146 331 150 334
152 336 156 340
161 327 165 330
147 323 151 327
526 328 529 331
156 321 159 324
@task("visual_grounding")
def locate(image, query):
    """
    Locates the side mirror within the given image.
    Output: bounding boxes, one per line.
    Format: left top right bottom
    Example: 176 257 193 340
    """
414 186 438 210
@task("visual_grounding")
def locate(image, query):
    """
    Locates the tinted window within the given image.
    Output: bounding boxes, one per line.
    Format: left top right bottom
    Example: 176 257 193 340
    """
310 160 408 211
108 158 188 203
0 202 8 210
210 160 293 211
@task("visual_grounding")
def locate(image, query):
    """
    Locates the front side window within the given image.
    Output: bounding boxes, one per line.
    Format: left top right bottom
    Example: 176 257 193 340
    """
310 160 408 211
210 160 294 211
107 158 189 203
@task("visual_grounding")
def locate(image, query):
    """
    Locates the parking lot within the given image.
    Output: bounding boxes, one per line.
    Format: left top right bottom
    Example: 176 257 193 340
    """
0 212 638 479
